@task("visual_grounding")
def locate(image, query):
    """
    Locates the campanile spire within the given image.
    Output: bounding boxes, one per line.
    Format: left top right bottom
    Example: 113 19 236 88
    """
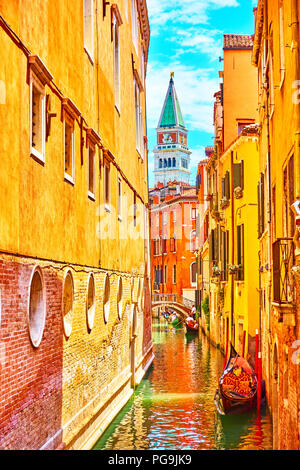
153 74 191 186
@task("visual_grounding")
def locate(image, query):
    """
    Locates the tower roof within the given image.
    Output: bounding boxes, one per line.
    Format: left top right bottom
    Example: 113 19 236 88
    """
157 74 185 129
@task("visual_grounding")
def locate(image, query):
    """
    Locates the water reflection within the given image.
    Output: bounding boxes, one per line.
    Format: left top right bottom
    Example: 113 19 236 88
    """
93 318 273 450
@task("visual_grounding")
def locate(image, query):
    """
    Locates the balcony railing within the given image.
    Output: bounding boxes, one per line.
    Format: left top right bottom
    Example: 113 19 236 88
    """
273 238 295 304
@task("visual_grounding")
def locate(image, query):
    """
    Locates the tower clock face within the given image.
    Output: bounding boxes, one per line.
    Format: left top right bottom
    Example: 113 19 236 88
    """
162 133 173 144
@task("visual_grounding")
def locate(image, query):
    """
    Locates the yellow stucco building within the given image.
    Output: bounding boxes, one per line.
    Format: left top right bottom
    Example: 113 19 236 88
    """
0 0 153 450
196 34 260 362
253 0 300 450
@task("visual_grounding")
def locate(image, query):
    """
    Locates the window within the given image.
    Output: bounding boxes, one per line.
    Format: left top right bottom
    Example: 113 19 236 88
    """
233 160 244 190
88 144 95 199
163 237 167 254
63 271 74 338
118 177 122 221
103 274 110 323
83 0 94 61
131 0 138 52
258 173 265 238
173 265 177 284
86 273 95 330
191 262 196 285
237 224 244 281
164 265 167 284
221 171 230 200
283 155 295 238
104 161 110 211
170 235 176 252
279 0 285 84
113 12 121 111
163 212 167 225
173 210 176 222
28 267 45 347
190 230 196 252
117 277 123 319
134 79 143 156
191 207 196 220
30 76 45 163
64 115 75 183
221 230 229 282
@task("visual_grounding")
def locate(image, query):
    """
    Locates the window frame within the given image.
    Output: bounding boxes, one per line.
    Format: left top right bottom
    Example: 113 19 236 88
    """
30 72 46 164
62 270 74 338
190 262 197 286
113 11 121 113
104 160 111 212
118 176 122 221
63 113 75 185
86 273 96 331
28 266 46 348
83 0 94 63
87 141 96 200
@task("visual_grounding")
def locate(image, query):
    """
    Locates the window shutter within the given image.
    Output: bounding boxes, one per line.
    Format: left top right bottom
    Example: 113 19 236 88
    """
221 178 225 198
240 160 244 190
233 163 241 189
225 171 230 199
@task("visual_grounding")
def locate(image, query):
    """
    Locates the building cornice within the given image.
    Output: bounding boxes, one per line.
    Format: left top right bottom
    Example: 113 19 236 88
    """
252 0 264 67
137 0 150 62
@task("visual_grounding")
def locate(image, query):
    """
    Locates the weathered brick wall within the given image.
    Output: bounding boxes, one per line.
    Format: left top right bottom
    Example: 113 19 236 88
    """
0 257 63 450
0 254 152 450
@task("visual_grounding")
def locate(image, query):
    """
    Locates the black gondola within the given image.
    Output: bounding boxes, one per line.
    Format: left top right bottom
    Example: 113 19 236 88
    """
214 344 258 415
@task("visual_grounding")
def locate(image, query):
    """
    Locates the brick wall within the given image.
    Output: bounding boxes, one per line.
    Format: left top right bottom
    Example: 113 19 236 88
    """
0 253 152 449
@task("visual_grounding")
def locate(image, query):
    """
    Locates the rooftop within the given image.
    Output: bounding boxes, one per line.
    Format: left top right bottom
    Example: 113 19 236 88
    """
223 34 254 50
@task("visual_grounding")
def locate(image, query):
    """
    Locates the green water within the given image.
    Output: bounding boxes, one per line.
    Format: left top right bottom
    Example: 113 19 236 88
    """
93 318 273 450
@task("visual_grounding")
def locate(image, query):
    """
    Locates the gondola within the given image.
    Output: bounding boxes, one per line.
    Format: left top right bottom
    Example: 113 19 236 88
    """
185 319 199 333
214 343 257 415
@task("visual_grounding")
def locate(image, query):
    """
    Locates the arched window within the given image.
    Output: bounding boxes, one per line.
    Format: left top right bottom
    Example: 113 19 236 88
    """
28 267 46 347
164 159 167 168
172 157 176 167
159 158 162 168
191 262 197 285
117 277 123 319
86 273 95 330
190 230 196 251
168 158 171 167
103 274 110 323
63 270 74 338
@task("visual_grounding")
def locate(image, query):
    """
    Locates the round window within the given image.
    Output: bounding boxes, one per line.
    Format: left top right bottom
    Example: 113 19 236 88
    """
63 271 74 338
87 274 95 331
103 274 110 324
117 277 123 319
28 267 46 347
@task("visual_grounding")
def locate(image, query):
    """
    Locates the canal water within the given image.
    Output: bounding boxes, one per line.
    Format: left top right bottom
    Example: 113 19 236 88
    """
93 318 273 450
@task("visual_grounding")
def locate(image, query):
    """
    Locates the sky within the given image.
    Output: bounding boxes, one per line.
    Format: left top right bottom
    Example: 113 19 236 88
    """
145 0 257 188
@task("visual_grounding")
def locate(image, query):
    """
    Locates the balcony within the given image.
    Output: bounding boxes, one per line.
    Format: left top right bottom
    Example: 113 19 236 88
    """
272 238 295 325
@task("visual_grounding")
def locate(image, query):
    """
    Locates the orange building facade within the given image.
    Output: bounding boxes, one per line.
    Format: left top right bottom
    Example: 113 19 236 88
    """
150 76 197 302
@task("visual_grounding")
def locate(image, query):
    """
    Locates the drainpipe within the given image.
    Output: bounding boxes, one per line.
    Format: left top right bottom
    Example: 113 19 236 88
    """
291 0 300 200
230 150 235 345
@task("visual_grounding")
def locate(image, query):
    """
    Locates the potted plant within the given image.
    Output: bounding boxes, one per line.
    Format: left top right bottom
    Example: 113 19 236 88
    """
212 265 221 277
228 264 242 275
220 197 230 209
234 186 243 199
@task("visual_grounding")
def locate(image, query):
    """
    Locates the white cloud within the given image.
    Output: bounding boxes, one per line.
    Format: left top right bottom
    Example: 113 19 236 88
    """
147 0 239 30
146 62 219 133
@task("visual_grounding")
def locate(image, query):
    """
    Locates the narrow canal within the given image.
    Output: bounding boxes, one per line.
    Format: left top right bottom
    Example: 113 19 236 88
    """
93 317 273 450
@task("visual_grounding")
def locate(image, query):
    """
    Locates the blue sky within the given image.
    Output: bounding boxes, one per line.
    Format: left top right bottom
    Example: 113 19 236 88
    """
145 0 257 187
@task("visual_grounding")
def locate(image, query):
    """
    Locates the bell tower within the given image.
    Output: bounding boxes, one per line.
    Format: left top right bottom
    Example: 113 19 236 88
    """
153 73 191 186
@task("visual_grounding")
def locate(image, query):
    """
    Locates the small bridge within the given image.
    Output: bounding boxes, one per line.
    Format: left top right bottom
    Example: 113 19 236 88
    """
152 293 194 319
